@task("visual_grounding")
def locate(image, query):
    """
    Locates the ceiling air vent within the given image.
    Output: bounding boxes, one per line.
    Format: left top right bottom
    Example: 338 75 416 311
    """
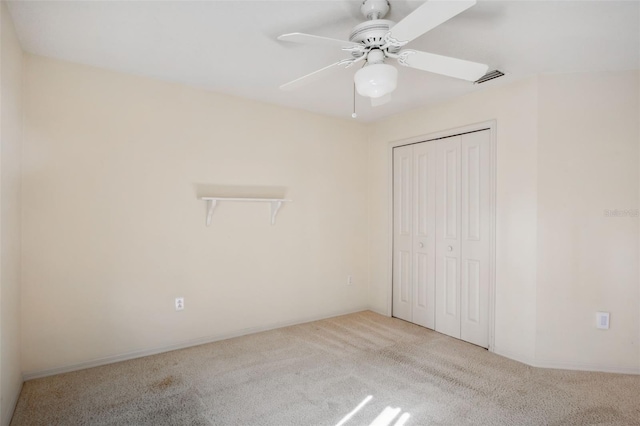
474 70 505 84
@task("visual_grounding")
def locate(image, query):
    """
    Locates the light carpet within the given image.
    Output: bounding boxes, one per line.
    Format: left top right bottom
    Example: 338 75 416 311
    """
11 311 640 425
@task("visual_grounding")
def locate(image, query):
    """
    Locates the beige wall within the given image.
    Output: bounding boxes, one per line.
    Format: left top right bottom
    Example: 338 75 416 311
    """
21 55 369 375
15 43 640 378
368 71 640 373
0 2 23 424
536 71 639 371
368 78 540 362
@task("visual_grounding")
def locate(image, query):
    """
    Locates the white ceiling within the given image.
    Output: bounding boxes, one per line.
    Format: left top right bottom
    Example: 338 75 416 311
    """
7 0 640 122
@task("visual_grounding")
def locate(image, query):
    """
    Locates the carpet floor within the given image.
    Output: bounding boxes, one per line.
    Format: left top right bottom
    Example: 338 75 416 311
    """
11 311 640 425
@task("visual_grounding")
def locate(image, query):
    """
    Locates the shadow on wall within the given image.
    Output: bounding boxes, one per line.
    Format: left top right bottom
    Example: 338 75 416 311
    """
193 183 288 199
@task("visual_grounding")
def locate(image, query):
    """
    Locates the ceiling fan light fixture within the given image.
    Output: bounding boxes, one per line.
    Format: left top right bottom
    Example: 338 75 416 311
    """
354 63 398 99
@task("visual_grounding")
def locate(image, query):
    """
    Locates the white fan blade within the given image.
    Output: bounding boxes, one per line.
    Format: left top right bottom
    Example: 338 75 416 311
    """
371 94 392 107
399 50 488 81
278 33 359 49
388 0 476 44
280 60 350 91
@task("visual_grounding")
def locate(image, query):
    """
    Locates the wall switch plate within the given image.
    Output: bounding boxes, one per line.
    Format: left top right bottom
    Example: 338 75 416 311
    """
347 275 353 285
175 297 184 311
596 311 609 329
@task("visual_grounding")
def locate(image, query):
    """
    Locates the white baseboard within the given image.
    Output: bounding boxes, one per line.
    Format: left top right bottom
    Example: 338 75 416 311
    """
366 306 390 317
533 359 640 375
493 346 537 367
23 306 370 381
494 346 640 375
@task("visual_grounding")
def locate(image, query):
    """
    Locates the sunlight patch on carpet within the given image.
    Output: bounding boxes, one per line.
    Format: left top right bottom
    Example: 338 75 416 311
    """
335 395 372 426
335 395 411 426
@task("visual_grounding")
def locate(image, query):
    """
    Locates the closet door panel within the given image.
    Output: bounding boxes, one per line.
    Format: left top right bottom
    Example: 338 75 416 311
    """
435 136 462 338
412 142 436 329
393 145 413 322
460 130 491 348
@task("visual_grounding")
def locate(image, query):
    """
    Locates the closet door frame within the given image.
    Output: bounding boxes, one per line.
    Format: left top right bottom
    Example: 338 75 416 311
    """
387 120 497 352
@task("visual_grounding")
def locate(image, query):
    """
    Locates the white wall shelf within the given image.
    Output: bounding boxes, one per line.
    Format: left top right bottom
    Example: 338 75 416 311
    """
200 197 292 226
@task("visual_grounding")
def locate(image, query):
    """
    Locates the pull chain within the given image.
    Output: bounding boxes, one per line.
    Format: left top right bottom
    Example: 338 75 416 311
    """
351 82 357 119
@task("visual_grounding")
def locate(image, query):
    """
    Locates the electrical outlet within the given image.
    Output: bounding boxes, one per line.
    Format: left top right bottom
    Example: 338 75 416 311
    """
347 275 353 286
596 312 609 329
175 297 184 311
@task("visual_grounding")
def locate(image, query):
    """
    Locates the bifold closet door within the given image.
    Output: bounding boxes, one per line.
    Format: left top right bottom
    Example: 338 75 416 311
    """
392 145 413 322
412 142 436 329
392 143 436 328
434 136 462 339
434 131 490 347
459 131 491 347
393 130 490 348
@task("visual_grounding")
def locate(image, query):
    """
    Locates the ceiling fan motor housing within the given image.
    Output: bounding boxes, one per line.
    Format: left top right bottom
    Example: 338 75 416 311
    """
349 19 394 46
349 19 402 60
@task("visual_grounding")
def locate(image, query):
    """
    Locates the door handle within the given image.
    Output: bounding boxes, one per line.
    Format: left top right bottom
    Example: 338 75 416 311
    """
419 242 424 248
447 246 453 252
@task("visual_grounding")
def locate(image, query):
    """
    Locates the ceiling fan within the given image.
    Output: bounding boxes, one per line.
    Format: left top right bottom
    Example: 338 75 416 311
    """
278 0 488 107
